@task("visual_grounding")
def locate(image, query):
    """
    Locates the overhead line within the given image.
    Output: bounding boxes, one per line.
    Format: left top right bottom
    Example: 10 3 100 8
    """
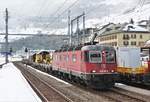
50 0 69 16
45 0 80 29
36 0 50 17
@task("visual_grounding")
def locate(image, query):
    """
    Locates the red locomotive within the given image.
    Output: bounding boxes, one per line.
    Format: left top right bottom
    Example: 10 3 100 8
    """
52 44 118 89
24 33 118 89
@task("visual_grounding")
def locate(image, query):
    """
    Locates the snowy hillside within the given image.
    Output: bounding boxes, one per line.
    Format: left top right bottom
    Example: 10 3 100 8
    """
88 2 150 28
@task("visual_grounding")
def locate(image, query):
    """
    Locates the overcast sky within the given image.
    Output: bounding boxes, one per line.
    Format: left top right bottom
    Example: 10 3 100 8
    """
0 0 143 32
0 0 77 17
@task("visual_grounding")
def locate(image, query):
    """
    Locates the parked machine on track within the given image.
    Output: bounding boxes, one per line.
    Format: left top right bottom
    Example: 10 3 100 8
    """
116 47 150 85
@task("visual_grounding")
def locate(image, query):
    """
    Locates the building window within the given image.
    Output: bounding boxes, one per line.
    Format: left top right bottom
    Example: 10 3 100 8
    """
114 42 117 46
104 37 106 41
123 41 129 46
102 37 104 41
106 28 112 31
131 34 136 39
131 41 136 45
123 34 129 40
111 42 117 46
108 36 110 40
133 34 136 39
114 35 117 39
140 35 142 39
139 42 144 46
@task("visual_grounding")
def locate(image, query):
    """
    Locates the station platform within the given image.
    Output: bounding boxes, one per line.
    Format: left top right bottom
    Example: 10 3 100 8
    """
0 62 42 102
115 83 150 96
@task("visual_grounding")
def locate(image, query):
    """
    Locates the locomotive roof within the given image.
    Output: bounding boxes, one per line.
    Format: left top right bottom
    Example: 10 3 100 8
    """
55 45 83 52
55 44 114 52
81 45 115 51
37 51 49 54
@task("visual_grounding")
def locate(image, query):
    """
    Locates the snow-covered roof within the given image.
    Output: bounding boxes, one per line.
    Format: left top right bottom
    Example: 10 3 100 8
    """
122 24 149 32
36 50 50 54
98 22 150 36
145 40 150 46
139 21 147 26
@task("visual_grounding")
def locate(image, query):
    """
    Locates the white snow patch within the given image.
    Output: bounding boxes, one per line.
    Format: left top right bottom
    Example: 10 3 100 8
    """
122 24 148 32
145 40 150 45
115 83 125 86
0 63 42 102
115 83 150 96
0 57 5 65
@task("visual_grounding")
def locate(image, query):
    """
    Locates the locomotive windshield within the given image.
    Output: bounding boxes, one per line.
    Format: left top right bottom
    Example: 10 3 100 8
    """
89 51 102 63
106 51 115 63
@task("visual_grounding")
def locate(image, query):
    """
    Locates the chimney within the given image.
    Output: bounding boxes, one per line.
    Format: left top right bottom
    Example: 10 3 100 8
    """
127 26 130 31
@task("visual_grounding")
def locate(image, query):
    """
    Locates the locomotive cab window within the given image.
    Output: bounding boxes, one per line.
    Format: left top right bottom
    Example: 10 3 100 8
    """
84 51 89 62
89 51 102 63
106 51 115 63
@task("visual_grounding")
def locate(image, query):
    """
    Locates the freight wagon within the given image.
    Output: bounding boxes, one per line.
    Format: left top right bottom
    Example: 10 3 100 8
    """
116 47 150 85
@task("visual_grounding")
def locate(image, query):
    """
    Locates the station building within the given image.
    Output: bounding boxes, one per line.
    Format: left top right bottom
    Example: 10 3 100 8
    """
96 23 150 47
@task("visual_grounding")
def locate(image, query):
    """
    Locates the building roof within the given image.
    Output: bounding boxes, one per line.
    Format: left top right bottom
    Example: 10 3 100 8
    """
144 40 150 47
122 24 149 32
98 23 150 36
138 20 148 25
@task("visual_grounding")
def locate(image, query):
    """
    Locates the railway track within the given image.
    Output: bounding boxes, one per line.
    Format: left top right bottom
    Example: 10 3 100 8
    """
14 61 150 102
74 83 147 102
100 88 146 102
120 82 150 90
14 62 73 102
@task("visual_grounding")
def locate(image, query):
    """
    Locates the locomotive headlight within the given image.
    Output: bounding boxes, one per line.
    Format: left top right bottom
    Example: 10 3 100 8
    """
92 70 96 73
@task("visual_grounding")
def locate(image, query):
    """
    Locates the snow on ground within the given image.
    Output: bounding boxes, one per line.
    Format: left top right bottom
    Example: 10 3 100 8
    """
0 55 23 63
0 62 42 102
0 57 5 65
115 83 150 96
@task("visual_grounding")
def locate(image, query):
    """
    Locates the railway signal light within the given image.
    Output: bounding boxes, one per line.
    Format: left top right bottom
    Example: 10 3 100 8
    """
25 48 28 53
10 47 12 53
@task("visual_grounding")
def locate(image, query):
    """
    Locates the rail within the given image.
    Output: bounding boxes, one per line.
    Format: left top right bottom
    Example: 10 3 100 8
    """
14 62 73 102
